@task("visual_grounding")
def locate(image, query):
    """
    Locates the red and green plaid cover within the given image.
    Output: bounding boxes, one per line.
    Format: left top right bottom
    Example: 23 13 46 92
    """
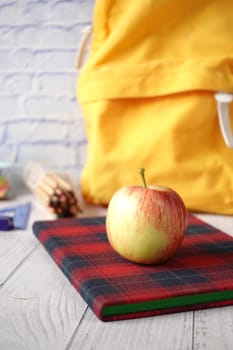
32 214 233 321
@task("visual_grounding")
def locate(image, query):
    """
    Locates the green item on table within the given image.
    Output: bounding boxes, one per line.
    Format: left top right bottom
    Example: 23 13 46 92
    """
0 173 10 199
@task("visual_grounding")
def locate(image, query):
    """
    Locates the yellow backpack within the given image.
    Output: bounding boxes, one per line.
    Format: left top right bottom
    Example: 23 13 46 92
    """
77 0 233 214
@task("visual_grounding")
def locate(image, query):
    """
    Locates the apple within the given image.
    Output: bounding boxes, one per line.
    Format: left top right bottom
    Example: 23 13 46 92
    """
106 168 187 264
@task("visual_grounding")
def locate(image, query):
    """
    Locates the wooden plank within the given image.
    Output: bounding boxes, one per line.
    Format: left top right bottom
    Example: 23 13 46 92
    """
68 308 193 350
0 196 52 285
0 244 87 350
193 307 233 350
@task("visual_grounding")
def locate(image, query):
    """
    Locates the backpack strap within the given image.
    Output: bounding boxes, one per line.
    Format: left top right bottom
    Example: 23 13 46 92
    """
76 26 92 69
215 92 233 148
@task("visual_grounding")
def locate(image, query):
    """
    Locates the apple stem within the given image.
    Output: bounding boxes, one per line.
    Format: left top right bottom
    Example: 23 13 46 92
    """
138 168 147 188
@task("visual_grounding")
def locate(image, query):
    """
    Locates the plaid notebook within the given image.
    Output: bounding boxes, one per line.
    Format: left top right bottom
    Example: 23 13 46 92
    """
32 214 233 322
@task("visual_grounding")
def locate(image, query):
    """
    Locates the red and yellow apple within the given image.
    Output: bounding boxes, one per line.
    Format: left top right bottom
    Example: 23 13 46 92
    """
106 169 187 264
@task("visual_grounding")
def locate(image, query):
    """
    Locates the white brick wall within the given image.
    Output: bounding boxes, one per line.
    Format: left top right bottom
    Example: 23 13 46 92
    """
0 0 94 183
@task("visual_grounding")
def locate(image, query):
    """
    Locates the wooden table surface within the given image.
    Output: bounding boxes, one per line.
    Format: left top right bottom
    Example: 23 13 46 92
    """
1 191 233 350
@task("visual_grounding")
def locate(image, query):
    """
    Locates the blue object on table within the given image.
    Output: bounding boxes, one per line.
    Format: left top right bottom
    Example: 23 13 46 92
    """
0 216 14 231
0 202 31 230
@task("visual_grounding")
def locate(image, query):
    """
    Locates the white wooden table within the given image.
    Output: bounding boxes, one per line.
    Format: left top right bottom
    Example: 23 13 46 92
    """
1 190 233 350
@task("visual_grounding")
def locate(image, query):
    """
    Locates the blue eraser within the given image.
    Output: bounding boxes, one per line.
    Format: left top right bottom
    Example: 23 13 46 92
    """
0 202 31 230
13 202 31 229
0 216 14 231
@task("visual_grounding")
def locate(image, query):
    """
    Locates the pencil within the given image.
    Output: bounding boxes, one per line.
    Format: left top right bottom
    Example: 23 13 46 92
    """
35 172 82 218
